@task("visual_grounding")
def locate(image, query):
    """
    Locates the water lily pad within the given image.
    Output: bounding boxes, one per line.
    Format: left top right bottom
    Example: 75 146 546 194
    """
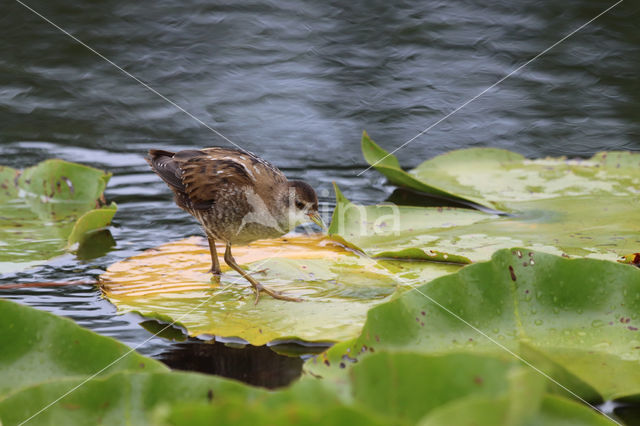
309 248 640 402
362 132 640 212
0 159 116 273
0 299 166 400
349 353 612 426
156 354 611 426
100 235 459 345
0 300 613 426
420 389 613 426
0 371 254 426
329 184 640 262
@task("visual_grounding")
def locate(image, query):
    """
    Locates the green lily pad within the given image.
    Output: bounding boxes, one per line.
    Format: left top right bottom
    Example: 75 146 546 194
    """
336 135 640 263
100 235 460 346
0 371 254 426
420 390 613 426
350 352 517 423
350 353 612 425
329 184 640 262
0 299 166 400
156 400 389 426
0 159 117 273
155 354 612 426
362 132 640 212
308 248 640 402
0 300 613 426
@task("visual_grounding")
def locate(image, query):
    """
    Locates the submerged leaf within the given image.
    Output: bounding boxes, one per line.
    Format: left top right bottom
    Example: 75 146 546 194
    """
100 235 459 345
0 160 116 273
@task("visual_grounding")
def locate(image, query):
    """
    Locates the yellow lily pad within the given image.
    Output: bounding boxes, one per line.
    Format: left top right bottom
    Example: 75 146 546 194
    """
100 234 459 345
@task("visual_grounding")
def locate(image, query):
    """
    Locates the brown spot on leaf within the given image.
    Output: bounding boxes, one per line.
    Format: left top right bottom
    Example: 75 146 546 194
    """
62 403 81 410
508 265 516 281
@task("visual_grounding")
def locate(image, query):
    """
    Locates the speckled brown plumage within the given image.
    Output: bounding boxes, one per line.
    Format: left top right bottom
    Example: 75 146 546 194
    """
146 147 321 303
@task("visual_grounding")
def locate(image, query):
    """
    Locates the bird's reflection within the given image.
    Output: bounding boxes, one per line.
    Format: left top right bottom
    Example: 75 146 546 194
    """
157 339 307 389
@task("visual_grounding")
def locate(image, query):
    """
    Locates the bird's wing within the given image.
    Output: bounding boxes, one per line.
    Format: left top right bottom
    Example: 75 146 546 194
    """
146 149 184 192
177 149 254 210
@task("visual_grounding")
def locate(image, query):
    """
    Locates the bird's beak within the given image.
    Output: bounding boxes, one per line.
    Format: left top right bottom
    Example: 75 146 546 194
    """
307 211 327 230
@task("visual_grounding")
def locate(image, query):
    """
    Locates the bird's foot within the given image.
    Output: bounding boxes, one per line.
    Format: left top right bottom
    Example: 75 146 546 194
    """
252 282 302 304
208 269 222 284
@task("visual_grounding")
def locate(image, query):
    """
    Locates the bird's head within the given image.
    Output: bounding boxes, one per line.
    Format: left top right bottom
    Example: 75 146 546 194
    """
288 180 325 229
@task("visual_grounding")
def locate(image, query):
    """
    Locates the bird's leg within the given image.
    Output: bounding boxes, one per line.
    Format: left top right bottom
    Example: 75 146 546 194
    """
223 243 302 304
207 236 221 279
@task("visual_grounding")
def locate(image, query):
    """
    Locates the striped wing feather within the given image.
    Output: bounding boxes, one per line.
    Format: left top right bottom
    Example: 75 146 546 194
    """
148 147 275 211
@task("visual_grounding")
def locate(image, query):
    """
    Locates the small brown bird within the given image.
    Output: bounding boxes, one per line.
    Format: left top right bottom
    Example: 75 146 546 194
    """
146 147 323 303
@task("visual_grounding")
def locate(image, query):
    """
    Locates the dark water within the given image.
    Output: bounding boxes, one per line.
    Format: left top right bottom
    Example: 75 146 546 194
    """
1 0 639 385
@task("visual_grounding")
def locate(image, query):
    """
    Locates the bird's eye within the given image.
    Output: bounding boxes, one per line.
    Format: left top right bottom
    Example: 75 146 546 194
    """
295 201 305 209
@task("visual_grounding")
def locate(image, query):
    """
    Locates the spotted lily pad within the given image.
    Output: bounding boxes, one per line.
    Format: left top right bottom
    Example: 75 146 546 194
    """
329 183 640 262
362 131 640 212
0 159 116 273
329 135 640 263
0 292 614 425
100 235 459 345
308 248 640 402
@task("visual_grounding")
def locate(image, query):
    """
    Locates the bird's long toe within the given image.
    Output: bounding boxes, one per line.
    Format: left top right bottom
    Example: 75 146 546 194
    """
252 282 302 304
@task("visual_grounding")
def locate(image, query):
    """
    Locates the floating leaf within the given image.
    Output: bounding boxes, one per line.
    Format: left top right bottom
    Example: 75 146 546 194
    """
0 300 613 426
419 383 613 426
362 132 640 212
329 184 640 262
309 249 640 402
350 352 516 423
155 354 612 426
0 160 116 273
0 370 255 426
100 235 459 345
156 399 389 426
0 299 166 400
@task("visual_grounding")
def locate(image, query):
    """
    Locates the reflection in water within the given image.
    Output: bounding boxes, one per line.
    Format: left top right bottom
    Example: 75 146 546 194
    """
158 339 304 389
76 230 116 260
